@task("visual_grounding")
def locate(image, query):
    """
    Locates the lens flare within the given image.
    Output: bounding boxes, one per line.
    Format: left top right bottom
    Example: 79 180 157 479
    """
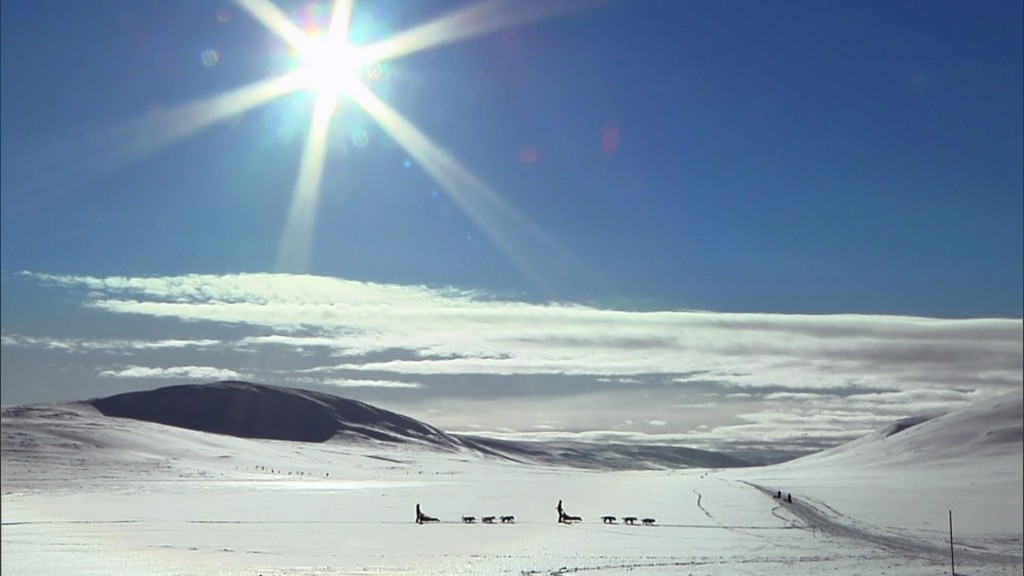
200 49 219 67
15 0 602 295
347 81 598 295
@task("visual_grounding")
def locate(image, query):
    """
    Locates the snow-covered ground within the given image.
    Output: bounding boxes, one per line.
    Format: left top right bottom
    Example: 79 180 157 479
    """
3 391 1021 575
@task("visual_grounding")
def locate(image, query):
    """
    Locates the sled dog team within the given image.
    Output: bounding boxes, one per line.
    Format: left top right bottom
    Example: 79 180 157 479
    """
414 501 655 526
416 504 512 525
601 515 656 525
773 490 794 503
562 500 654 525
459 515 516 524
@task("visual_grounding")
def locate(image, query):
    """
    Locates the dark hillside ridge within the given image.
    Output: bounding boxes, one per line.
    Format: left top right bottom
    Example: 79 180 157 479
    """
879 415 935 438
89 381 753 469
91 381 465 448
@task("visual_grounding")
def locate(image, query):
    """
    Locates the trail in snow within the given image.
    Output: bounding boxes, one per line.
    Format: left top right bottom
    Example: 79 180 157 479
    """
746 482 1021 566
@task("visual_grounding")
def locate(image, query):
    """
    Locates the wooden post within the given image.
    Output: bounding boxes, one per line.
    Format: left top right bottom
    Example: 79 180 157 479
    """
949 509 955 575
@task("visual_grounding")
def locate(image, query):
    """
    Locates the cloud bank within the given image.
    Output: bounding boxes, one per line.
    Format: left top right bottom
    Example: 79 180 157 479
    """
4 271 1021 460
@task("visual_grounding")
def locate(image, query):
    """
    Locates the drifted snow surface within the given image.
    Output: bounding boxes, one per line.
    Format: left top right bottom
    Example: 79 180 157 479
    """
2 390 1021 575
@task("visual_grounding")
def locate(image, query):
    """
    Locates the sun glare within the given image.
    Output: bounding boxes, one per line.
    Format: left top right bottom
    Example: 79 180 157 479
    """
296 37 364 101
223 0 594 274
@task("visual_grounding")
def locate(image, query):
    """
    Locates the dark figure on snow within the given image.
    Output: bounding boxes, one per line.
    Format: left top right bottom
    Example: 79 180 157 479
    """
786 493 792 504
557 499 581 523
416 503 439 524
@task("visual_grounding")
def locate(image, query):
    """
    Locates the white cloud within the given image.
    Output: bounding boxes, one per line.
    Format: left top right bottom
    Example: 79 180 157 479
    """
320 378 423 389
2 335 221 352
10 271 1024 454
2 335 76 350
23 272 1023 394
99 365 243 380
238 335 349 350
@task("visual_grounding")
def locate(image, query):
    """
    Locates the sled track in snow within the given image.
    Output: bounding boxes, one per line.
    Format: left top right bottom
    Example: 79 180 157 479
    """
693 489 709 519
746 482 1022 566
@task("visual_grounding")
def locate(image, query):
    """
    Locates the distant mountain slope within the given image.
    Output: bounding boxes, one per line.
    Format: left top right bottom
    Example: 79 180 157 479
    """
83 381 751 470
458 435 751 470
779 389 1023 469
91 381 466 449
731 389 1023 541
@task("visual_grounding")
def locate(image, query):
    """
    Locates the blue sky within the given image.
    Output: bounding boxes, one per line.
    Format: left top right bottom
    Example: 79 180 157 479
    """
1 0 1021 459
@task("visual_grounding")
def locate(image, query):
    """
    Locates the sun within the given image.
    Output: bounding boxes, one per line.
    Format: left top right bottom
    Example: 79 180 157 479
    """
77 0 595 274
295 36 365 101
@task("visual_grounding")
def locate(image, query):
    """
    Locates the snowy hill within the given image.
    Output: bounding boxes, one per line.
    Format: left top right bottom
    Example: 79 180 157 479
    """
734 388 1023 540
10 382 1022 475
3 386 1021 575
89 380 467 448
9 381 750 470
777 388 1023 469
